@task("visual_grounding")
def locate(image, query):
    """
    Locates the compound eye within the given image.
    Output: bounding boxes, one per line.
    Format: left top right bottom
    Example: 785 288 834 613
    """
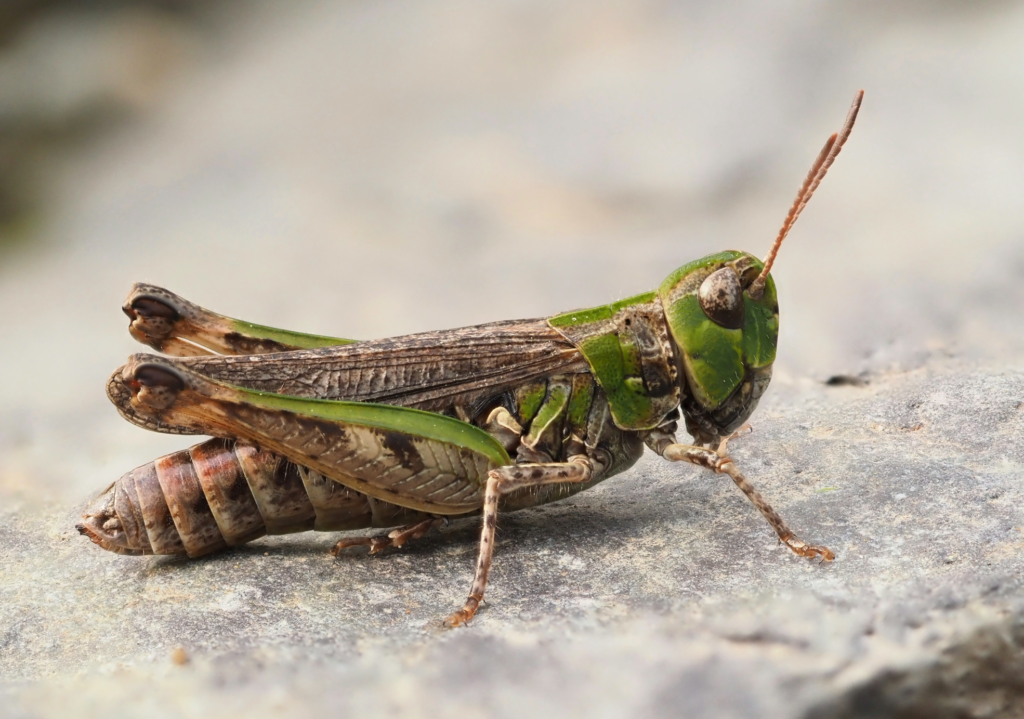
698 267 744 329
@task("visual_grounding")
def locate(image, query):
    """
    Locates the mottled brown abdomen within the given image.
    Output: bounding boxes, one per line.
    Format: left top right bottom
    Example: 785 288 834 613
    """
78 439 429 557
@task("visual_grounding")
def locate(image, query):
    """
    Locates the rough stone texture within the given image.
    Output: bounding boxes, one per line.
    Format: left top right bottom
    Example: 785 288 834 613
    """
2 1 1023 717
4 365 1024 718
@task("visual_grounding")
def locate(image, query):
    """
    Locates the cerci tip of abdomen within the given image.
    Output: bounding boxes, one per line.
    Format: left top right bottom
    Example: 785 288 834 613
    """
79 439 382 558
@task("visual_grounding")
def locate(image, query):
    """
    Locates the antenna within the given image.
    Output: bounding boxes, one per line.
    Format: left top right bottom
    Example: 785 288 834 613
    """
749 90 864 299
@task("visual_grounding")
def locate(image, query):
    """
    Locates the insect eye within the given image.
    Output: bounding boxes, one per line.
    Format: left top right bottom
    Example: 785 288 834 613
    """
698 267 744 329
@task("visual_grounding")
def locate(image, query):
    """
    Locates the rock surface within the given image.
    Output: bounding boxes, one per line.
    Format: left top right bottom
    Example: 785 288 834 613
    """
2 1 1024 717
3 365 1024 718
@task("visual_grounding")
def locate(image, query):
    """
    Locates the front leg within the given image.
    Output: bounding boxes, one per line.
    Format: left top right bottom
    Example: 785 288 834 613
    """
647 428 834 561
444 455 596 627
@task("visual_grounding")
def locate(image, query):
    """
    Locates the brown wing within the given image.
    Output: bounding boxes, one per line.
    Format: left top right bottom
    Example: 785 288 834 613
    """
176 318 588 411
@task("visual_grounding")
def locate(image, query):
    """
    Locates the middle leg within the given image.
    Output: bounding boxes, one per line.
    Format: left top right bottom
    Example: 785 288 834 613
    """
331 516 444 555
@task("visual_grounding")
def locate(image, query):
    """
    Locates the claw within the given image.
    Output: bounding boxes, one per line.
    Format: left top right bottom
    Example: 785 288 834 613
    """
782 536 835 562
443 596 481 628
443 611 470 628
331 535 393 555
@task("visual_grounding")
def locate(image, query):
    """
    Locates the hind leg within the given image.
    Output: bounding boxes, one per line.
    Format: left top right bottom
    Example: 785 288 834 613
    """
444 455 595 627
122 283 354 356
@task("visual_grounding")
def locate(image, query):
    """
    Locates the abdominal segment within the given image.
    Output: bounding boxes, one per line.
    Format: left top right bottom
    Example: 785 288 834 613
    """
78 438 429 557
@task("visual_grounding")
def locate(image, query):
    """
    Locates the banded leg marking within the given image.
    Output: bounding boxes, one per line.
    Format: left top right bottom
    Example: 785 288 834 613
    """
444 455 594 628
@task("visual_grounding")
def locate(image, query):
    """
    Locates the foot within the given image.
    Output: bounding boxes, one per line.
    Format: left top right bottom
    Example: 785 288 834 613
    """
781 534 835 561
443 596 481 628
331 534 396 555
331 517 443 557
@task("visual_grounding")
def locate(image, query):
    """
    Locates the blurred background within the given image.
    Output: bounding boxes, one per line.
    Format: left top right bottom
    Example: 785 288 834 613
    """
1 0 1023 511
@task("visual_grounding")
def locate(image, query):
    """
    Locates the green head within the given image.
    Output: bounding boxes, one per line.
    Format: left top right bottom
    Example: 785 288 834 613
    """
549 91 863 443
658 250 777 444
547 253 777 441
654 89 864 442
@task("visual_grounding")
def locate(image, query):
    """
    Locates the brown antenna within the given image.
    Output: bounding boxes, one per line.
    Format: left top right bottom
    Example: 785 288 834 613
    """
749 90 864 299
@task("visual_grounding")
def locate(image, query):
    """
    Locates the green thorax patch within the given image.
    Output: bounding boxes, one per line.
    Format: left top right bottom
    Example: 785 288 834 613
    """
548 292 680 431
658 251 779 410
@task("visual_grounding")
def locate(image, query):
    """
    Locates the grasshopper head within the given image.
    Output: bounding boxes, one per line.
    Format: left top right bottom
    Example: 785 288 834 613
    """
658 251 777 444
655 91 863 443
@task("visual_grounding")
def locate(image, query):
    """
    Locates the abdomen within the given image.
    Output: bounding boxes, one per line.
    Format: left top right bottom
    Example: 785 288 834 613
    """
78 438 429 557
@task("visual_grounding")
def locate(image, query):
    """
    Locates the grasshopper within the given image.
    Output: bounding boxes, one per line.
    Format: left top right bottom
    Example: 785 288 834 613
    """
80 91 863 626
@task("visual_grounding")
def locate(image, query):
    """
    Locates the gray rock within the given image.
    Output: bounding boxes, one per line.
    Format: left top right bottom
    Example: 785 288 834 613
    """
1 1 1024 716
3 365 1023 718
